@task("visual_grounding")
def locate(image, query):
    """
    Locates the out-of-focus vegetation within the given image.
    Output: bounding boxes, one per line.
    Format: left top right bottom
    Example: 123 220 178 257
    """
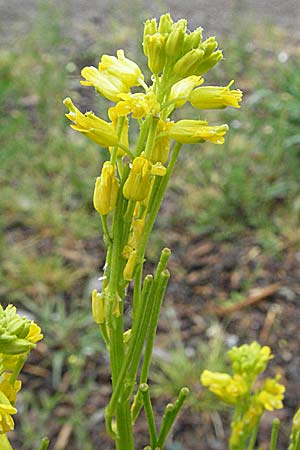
1 2 300 449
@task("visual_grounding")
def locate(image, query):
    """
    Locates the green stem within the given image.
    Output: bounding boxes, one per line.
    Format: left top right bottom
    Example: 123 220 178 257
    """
111 117 125 165
132 261 143 320
135 116 151 156
132 251 171 423
156 387 189 449
139 383 157 448
270 418 280 450
100 214 112 245
38 438 50 450
136 142 182 269
247 419 260 450
144 116 159 160
115 400 135 450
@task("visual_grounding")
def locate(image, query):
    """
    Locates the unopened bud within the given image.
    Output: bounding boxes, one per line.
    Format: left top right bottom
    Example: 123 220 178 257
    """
92 290 105 324
174 48 204 78
143 34 166 74
158 13 173 34
165 19 186 57
93 162 119 216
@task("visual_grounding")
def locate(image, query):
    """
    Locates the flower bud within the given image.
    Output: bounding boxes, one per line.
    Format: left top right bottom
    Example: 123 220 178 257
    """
196 50 223 76
190 80 242 109
151 119 173 163
123 157 166 201
128 218 145 250
98 49 144 87
0 337 35 355
183 27 203 53
143 33 166 74
165 19 186 57
92 290 105 324
93 162 119 216
200 37 218 57
143 18 157 44
158 13 173 34
123 249 137 281
169 75 203 108
168 120 229 145
6 317 30 339
81 67 129 102
173 48 205 78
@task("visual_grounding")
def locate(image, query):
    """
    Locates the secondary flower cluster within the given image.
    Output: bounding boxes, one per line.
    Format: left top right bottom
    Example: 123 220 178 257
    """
201 342 285 450
0 305 42 434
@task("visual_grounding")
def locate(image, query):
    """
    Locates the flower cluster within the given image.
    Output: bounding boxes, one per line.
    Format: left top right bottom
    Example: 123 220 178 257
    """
201 342 285 450
63 15 242 447
63 13 242 299
0 305 43 435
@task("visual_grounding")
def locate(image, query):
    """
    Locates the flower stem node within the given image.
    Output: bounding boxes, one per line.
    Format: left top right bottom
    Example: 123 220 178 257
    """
93 162 119 216
123 157 166 202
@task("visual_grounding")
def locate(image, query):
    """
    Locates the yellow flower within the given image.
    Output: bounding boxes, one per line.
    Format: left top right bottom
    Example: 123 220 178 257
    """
128 218 145 250
201 370 247 404
228 342 273 377
169 75 204 108
123 248 137 281
111 91 160 119
123 156 166 201
26 323 43 344
63 98 118 148
93 162 119 216
0 390 17 434
257 377 285 411
81 67 129 102
190 80 242 109
151 119 173 164
168 120 228 144
0 373 21 405
98 49 144 88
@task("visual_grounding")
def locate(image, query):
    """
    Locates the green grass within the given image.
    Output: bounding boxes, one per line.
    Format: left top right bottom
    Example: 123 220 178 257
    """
1 4 300 449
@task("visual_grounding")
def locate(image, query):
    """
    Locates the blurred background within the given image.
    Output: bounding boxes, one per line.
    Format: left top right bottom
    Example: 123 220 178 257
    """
1 0 300 449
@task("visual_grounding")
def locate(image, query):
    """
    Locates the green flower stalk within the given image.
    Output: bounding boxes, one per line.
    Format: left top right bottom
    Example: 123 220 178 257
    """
64 13 242 450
